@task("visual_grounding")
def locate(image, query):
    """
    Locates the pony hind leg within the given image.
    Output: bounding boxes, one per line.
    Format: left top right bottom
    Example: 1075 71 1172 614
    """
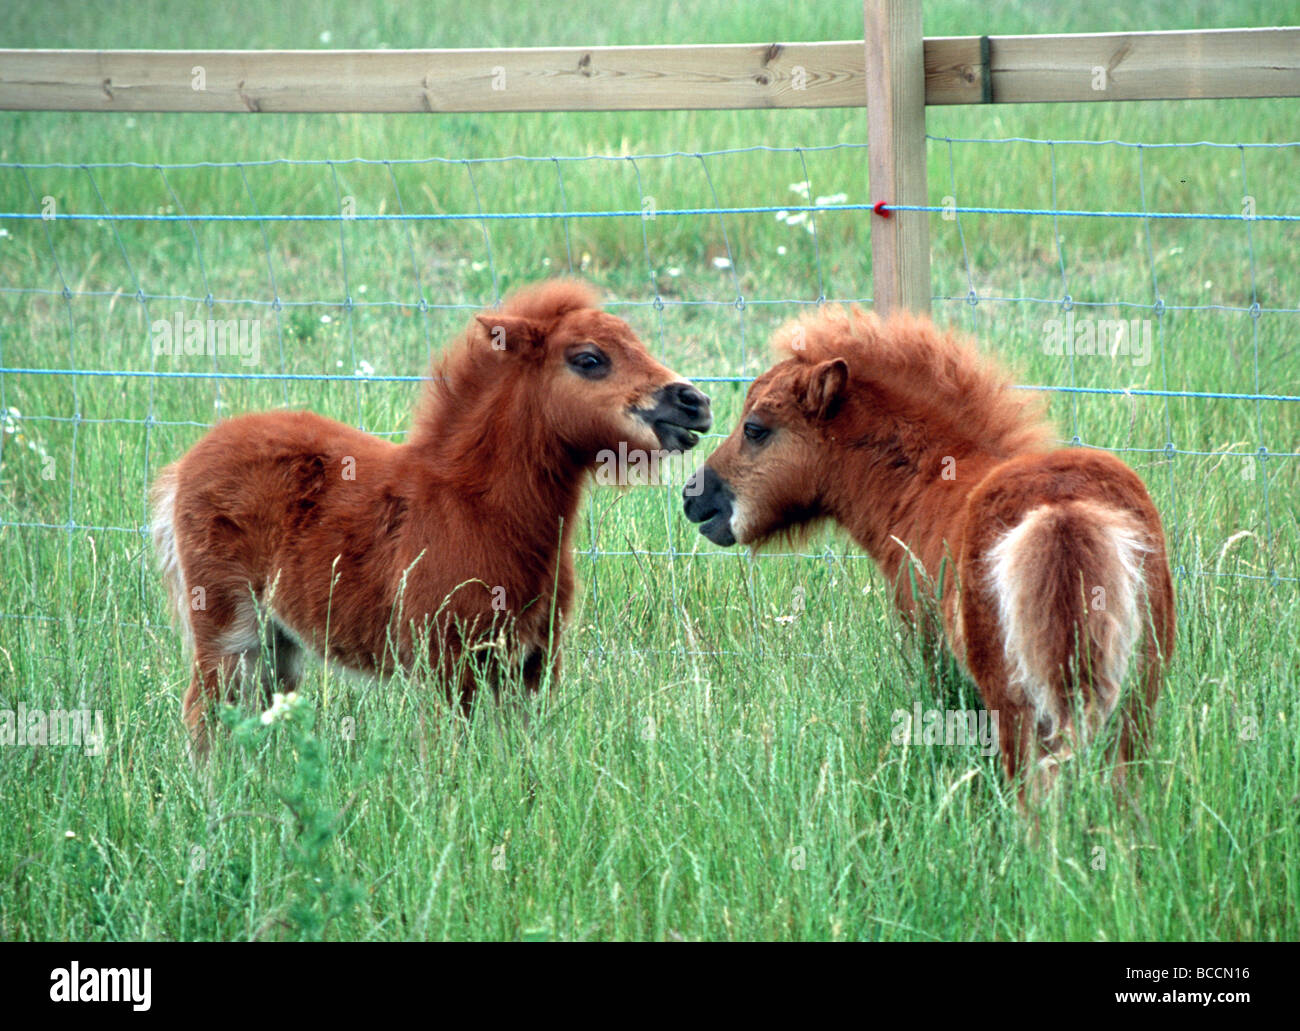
981 693 1060 809
1113 571 1174 795
183 648 256 763
182 591 264 762
183 617 305 762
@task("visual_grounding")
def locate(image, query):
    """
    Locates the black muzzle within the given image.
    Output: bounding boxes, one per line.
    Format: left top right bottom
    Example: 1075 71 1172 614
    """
682 465 737 546
639 383 712 453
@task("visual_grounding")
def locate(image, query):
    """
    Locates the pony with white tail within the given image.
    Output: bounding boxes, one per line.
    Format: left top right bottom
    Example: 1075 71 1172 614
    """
684 306 1175 802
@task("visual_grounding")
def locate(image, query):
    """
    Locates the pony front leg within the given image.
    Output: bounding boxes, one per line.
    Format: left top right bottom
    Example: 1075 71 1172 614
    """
521 642 561 696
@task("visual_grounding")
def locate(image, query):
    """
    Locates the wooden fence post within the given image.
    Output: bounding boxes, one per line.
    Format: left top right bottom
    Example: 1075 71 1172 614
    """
864 0 932 315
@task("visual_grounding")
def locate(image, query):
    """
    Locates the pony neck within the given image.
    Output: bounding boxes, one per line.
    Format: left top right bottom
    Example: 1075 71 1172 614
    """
409 375 588 550
822 424 1010 590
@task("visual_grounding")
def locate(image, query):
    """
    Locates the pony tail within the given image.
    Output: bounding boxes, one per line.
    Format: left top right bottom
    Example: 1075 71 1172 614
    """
987 501 1152 778
150 461 193 651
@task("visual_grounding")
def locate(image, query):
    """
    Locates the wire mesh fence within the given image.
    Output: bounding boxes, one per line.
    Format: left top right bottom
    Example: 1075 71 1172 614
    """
1 136 1296 639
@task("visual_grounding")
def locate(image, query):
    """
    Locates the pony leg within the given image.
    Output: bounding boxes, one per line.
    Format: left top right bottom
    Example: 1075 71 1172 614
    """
959 581 1061 807
509 644 557 732
521 643 560 694
1114 561 1174 787
1115 645 1160 778
185 625 300 763
432 641 476 714
182 650 252 763
183 590 263 762
975 685 1058 808
980 661 1090 808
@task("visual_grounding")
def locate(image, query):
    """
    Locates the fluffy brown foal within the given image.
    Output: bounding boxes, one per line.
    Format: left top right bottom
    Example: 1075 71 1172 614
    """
154 279 711 759
684 306 1174 801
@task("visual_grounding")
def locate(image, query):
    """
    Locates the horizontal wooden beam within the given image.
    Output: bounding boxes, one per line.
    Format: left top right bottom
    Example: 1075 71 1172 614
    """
0 43 873 113
985 27 1300 103
0 28 1293 114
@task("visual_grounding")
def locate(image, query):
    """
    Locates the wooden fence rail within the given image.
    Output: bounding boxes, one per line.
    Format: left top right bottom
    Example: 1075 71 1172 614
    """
2 14 1295 316
0 28 1295 113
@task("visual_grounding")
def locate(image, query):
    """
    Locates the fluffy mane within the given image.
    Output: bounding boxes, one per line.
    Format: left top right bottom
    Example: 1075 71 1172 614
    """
483 278 600 324
684 304 1174 801
408 279 601 449
771 305 1052 458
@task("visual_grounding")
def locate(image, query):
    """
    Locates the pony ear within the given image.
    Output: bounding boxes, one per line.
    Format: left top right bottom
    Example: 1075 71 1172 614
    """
475 314 544 353
802 358 849 420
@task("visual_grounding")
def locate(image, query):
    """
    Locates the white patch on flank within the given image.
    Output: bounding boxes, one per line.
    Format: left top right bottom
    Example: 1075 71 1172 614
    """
215 596 262 656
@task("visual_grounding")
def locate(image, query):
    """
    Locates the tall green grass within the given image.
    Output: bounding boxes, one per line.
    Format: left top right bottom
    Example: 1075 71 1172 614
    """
0 0 1296 940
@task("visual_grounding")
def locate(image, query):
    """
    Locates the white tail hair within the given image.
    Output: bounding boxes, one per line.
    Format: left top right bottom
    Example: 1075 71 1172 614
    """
150 463 193 651
987 500 1152 757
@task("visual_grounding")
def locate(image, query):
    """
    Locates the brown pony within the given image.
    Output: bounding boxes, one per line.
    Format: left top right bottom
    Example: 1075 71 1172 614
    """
153 279 711 759
683 306 1174 801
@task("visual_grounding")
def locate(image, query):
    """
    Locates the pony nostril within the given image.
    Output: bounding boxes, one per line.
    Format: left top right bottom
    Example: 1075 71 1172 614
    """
682 474 714 515
672 383 710 417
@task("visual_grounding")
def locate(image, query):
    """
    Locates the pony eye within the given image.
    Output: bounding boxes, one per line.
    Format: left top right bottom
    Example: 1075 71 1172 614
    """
567 348 610 378
743 420 771 444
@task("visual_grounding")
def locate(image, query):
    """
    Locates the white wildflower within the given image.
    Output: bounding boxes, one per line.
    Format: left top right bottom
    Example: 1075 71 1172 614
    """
260 690 302 725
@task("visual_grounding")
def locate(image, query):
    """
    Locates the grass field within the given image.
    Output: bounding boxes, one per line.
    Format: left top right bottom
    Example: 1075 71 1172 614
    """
0 0 1297 941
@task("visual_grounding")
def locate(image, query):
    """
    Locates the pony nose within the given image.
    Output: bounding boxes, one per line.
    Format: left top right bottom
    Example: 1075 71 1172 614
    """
668 383 711 427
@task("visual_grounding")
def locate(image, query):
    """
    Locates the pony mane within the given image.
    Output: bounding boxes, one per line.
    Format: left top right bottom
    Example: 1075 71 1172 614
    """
485 278 600 323
409 279 602 448
772 305 1052 457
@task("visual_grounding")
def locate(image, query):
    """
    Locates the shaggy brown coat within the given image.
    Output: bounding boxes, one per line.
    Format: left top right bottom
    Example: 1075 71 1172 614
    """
154 279 710 759
685 307 1175 798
